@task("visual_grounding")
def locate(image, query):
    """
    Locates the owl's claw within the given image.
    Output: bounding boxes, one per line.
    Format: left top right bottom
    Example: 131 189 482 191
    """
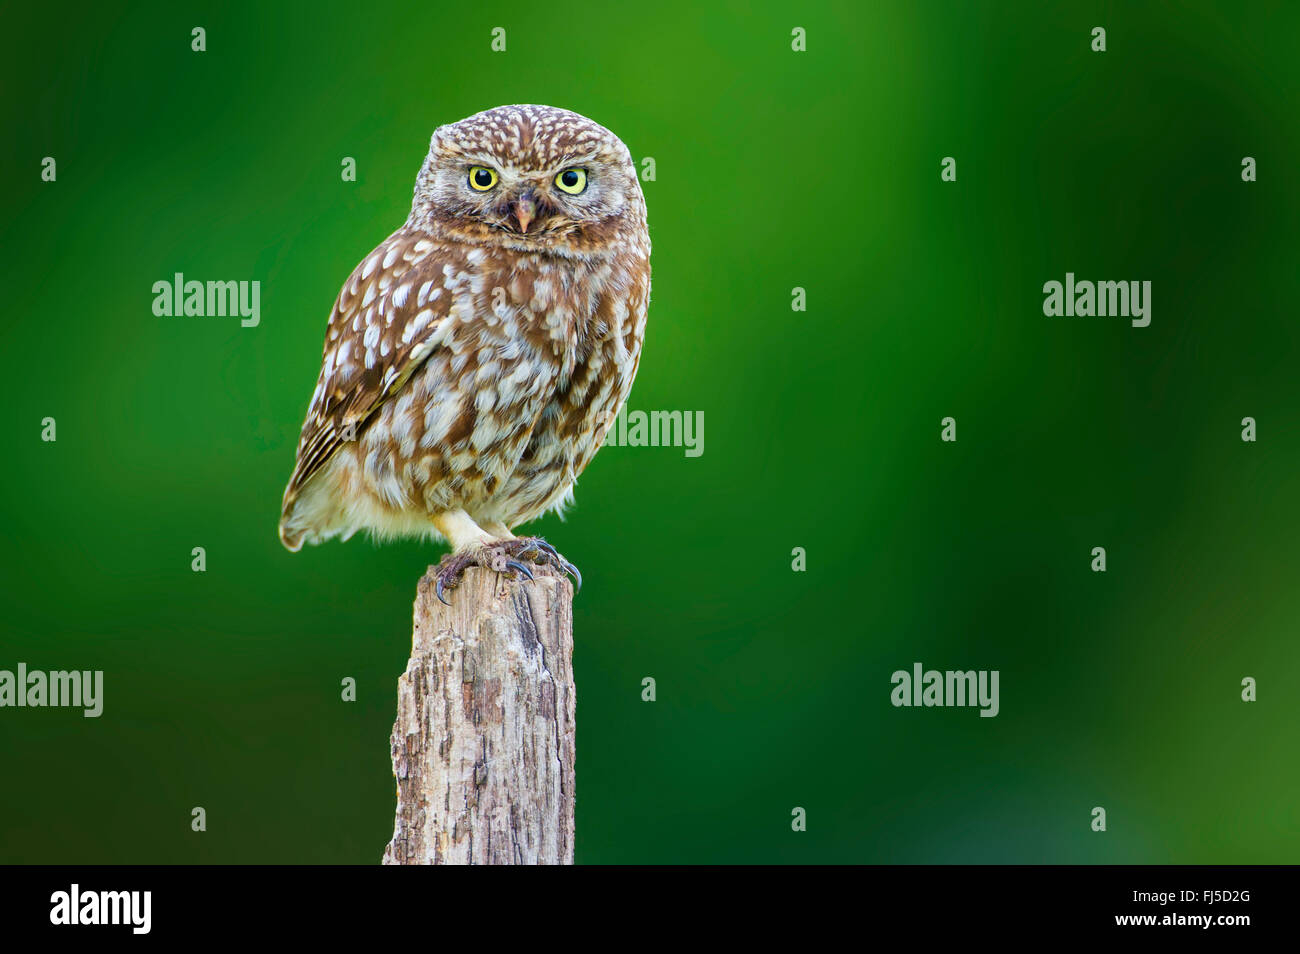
553 553 582 593
505 560 534 581
433 550 478 605
539 542 581 592
431 543 553 604
503 537 582 593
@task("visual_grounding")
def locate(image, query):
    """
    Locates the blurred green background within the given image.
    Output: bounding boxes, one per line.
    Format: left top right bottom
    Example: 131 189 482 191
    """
1 0 1297 864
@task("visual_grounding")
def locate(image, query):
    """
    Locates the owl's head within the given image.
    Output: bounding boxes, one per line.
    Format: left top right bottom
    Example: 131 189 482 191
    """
408 104 645 257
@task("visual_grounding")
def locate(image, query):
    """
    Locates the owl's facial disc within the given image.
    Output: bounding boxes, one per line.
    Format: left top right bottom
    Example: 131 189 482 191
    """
410 105 643 253
473 169 590 238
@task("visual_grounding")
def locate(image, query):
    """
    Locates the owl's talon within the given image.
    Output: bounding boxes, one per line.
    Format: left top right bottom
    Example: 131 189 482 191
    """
534 540 581 591
501 536 581 593
432 550 478 604
530 539 561 561
432 537 580 603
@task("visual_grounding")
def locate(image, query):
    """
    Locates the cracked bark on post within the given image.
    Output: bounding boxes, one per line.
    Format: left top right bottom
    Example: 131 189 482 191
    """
382 565 575 864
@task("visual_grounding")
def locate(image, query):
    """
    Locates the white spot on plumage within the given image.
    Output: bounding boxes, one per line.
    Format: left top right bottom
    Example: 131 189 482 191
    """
390 408 410 440
410 308 434 338
423 398 462 445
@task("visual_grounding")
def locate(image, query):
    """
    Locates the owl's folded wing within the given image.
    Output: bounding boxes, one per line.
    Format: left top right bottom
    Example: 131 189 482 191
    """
279 230 463 526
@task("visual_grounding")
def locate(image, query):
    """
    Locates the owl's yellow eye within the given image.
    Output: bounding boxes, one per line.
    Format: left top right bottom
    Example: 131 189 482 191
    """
468 166 498 191
554 168 587 195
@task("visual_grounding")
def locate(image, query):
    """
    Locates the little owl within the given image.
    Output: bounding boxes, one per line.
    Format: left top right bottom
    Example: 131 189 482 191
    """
278 105 651 600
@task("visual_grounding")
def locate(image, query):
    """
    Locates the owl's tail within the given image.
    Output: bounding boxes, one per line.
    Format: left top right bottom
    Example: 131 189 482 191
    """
279 472 344 552
278 482 308 552
278 520 305 552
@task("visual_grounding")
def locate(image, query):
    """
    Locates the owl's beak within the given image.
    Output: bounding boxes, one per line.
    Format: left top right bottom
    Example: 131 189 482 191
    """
510 192 538 234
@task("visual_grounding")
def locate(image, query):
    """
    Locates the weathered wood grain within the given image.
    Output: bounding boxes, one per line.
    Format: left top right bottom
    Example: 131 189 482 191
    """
382 566 575 864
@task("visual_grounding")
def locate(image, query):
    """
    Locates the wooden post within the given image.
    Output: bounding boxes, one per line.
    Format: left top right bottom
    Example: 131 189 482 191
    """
382 565 576 865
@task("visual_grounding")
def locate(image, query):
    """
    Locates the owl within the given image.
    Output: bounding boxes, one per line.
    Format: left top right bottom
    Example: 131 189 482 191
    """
278 105 650 600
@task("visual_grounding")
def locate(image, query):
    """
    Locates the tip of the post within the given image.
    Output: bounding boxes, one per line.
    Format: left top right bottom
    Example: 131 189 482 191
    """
417 564 574 612
410 564 574 657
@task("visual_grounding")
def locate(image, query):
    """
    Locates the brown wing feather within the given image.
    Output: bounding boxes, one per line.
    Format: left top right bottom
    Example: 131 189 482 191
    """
279 229 462 526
